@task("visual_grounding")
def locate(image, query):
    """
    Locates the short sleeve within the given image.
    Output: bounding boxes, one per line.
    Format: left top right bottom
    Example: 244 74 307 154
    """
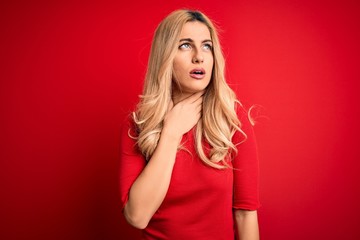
232 107 261 210
119 116 146 210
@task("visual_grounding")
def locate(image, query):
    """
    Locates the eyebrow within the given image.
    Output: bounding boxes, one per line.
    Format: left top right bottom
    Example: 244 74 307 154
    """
179 38 212 44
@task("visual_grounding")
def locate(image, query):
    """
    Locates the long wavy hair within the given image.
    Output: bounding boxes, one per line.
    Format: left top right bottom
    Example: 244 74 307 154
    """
132 9 246 169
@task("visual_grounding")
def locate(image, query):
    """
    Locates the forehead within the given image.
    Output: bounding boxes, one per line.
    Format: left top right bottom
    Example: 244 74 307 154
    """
179 21 211 40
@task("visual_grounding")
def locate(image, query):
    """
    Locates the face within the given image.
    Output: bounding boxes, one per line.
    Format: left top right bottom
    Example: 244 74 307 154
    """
172 21 214 100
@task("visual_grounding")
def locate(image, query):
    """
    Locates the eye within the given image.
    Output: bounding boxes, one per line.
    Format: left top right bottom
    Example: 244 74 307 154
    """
179 43 191 49
203 44 213 51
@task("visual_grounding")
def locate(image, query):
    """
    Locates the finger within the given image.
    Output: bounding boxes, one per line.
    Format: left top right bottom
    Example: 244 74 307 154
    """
195 111 202 122
192 90 206 103
167 100 174 112
181 90 205 103
195 102 203 114
192 94 203 106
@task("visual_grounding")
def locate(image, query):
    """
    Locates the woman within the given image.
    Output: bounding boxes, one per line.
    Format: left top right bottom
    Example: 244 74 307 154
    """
119 9 260 240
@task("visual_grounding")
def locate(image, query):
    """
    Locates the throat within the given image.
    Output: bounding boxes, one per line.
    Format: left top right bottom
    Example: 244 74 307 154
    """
172 92 193 105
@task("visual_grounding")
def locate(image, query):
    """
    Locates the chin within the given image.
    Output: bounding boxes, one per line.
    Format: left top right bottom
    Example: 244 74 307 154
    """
185 84 210 93
185 88 206 94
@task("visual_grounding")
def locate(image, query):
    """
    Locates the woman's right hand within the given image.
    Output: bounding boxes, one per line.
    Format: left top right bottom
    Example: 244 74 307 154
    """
162 91 204 139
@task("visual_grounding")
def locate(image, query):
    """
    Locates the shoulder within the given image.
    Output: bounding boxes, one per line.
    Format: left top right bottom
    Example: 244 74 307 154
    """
235 103 254 129
120 113 139 146
233 103 256 143
121 113 138 135
234 102 250 123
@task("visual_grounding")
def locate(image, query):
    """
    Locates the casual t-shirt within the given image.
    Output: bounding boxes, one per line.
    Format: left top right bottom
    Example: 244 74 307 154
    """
119 107 260 239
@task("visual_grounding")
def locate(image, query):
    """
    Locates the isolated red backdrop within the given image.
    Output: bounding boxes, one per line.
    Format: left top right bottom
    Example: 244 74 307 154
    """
1 0 359 239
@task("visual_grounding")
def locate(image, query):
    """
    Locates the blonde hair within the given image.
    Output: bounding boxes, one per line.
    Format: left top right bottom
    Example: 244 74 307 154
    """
132 9 245 169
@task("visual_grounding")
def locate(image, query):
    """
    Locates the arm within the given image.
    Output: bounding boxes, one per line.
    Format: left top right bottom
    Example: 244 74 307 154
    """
123 129 179 229
233 107 261 239
234 209 259 240
123 91 204 229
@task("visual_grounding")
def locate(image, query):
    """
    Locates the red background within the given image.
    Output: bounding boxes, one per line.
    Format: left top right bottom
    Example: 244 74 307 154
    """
1 0 359 239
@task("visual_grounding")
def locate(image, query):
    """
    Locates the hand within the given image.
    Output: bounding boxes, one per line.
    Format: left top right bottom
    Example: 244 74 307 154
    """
162 91 204 139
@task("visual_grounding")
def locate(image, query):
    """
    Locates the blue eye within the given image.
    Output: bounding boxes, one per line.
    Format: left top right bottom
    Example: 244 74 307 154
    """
179 43 191 49
203 44 213 50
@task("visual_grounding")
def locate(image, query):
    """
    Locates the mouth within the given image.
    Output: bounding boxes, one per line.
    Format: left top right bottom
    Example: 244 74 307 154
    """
189 68 206 79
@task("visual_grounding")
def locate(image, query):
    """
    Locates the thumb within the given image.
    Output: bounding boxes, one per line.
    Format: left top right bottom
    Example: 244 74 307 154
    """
167 100 174 112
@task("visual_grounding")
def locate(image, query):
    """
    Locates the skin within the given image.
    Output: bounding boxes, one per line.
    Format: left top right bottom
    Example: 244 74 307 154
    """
124 90 203 229
124 21 259 240
124 23 208 229
172 21 213 104
235 210 260 240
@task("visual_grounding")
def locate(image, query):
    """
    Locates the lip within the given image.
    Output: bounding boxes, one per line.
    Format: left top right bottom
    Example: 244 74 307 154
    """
189 68 206 80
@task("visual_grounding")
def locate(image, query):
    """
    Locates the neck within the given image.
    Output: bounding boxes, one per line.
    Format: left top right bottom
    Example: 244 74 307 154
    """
172 91 193 105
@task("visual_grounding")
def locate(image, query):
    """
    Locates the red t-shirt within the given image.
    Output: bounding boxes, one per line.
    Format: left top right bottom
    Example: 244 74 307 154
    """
119 107 260 239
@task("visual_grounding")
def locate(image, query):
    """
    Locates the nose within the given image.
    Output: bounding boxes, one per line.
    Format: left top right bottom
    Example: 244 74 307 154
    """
192 50 204 63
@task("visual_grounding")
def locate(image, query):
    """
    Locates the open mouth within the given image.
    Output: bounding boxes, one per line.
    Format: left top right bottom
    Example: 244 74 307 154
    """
190 69 205 75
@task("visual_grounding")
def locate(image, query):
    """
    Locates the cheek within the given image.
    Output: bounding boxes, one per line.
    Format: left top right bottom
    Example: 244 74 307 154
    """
173 57 187 72
172 59 181 73
208 59 214 73
174 65 187 76
172 63 186 81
